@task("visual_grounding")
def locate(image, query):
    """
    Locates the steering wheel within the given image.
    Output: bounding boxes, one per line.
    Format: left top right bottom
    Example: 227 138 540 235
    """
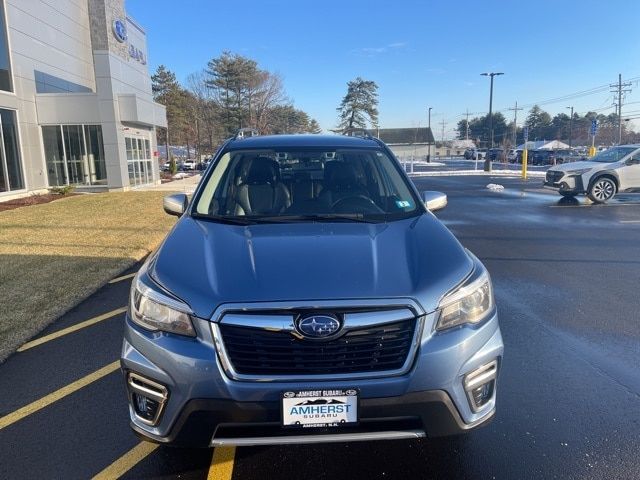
331 195 384 214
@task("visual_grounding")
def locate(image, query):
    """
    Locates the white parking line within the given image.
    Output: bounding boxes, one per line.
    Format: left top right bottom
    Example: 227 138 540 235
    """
620 220 640 223
550 203 640 208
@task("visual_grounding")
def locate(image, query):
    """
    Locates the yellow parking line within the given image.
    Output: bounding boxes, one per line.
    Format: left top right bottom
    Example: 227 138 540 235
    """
92 441 159 480
17 307 127 352
109 272 137 284
0 361 120 431
208 447 236 480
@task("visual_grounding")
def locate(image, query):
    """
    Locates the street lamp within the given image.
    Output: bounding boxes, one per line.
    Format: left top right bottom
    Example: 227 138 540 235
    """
427 107 432 163
481 72 504 171
566 106 574 148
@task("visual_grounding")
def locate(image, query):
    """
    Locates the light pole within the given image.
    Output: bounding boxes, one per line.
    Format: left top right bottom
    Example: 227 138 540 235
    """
566 106 574 148
481 72 504 171
427 107 432 163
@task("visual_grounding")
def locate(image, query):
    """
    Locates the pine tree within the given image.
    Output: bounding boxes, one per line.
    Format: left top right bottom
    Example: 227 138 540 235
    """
336 77 379 131
151 65 190 146
206 52 260 135
308 119 322 134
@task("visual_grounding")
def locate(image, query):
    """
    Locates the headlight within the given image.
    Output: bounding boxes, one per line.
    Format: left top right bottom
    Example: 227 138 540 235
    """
567 168 590 175
436 263 494 331
130 275 196 337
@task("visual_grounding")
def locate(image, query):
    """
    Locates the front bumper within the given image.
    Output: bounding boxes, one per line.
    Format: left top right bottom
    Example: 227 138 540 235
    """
543 174 585 193
121 310 503 447
130 390 494 447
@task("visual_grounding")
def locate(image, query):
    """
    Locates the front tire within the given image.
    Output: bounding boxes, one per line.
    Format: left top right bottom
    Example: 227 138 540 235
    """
588 177 616 203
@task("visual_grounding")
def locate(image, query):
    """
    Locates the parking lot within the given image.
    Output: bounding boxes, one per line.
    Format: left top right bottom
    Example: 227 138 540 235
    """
1 175 639 479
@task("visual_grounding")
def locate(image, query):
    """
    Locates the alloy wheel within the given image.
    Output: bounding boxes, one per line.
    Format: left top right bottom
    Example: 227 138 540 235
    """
590 178 615 202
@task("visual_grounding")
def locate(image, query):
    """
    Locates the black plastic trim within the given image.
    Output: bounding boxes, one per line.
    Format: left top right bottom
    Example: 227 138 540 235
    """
130 390 494 448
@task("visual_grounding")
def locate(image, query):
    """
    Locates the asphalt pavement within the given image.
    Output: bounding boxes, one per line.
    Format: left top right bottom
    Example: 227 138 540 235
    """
1 175 639 479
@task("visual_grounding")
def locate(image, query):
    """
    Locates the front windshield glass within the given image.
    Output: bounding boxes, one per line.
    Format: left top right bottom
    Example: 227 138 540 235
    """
590 146 638 163
194 148 420 223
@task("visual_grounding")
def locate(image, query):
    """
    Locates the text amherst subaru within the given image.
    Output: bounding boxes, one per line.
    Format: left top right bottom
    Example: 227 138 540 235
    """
544 145 640 203
121 132 503 447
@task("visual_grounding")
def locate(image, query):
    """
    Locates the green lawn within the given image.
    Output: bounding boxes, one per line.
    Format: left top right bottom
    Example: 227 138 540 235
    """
0 192 177 362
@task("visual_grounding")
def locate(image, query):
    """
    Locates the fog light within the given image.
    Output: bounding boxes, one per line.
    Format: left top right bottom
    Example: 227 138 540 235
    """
127 372 168 426
464 360 498 413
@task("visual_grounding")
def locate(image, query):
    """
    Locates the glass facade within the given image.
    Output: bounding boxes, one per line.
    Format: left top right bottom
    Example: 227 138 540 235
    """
0 109 24 192
126 136 153 187
0 2 12 92
43 125 106 187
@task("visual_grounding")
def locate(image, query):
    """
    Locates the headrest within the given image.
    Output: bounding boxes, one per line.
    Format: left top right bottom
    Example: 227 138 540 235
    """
245 157 279 185
324 161 358 188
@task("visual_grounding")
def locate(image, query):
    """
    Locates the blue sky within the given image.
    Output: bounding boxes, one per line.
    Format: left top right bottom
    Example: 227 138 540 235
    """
127 0 640 136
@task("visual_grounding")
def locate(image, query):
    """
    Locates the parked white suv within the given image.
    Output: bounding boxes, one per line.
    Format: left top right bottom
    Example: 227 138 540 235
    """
544 145 640 203
182 160 197 171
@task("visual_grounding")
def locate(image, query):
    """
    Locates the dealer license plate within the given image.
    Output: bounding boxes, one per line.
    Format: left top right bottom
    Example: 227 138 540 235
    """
281 389 358 428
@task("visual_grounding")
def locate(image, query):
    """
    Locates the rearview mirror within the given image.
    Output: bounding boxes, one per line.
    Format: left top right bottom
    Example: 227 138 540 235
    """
422 191 447 212
163 193 189 217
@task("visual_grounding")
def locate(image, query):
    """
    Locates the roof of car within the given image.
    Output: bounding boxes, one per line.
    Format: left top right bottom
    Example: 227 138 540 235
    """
225 134 381 149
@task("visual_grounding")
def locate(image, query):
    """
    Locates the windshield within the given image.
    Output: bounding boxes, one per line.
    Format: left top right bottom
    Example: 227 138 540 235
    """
193 147 421 223
589 146 638 163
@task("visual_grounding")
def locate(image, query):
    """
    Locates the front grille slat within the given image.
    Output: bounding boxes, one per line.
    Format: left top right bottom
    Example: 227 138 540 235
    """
219 318 416 376
546 171 564 183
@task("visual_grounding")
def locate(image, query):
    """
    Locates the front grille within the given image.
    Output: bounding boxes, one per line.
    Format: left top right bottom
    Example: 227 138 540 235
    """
219 319 416 376
546 170 564 183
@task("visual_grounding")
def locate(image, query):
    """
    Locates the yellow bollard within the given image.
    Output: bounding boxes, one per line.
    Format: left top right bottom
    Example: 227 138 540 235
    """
521 149 528 179
588 146 597 157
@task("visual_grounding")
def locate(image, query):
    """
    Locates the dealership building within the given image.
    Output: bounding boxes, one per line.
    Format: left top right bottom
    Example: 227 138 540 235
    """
0 0 166 200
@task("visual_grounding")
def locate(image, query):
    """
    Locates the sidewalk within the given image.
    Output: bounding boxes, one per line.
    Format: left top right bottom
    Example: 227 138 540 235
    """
138 174 202 194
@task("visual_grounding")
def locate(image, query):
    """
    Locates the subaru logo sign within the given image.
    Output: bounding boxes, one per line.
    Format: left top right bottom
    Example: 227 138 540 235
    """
113 19 127 43
296 315 341 339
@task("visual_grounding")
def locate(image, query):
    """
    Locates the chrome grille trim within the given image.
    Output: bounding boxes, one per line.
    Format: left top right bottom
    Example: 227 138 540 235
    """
209 299 425 382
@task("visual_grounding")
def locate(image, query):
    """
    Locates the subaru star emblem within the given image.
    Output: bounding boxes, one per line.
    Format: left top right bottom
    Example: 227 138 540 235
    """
112 19 127 43
296 314 341 339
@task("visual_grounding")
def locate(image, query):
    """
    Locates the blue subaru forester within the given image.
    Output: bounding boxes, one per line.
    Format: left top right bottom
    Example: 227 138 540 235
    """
121 132 503 447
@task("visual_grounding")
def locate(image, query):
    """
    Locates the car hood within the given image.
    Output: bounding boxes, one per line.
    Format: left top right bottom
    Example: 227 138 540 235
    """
550 160 602 172
150 215 474 319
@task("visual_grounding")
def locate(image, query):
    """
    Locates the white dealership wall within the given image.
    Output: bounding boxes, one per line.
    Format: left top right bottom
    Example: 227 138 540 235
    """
0 0 166 199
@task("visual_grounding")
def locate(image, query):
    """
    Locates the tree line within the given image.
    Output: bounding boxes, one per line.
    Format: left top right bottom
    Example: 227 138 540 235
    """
152 52 322 157
456 106 640 147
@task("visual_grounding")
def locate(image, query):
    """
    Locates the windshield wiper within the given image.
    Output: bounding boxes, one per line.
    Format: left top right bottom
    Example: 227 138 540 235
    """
192 214 260 225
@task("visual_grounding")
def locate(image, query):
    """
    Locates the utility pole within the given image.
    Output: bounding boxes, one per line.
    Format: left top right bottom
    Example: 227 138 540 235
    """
481 72 504 172
461 109 471 140
507 101 523 147
565 106 574 148
427 107 432 163
610 73 632 144
440 119 447 144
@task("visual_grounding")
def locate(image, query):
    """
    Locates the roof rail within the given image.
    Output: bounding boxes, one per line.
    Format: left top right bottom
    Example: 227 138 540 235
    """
234 128 260 140
341 127 375 140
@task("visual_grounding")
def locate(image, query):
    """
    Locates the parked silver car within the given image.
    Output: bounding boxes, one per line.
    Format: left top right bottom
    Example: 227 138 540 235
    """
121 133 503 447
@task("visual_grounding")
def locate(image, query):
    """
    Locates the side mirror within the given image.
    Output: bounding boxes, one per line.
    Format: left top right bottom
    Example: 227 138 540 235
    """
163 193 189 217
626 158 640 165
423 191 447 212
